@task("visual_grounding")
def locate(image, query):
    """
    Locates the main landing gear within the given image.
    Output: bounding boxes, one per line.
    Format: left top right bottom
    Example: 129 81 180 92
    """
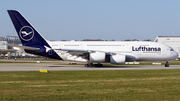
165 61 169 67
84 63 103 67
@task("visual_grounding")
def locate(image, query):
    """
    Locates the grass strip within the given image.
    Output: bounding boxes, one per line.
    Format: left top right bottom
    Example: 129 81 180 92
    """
0 69 180 100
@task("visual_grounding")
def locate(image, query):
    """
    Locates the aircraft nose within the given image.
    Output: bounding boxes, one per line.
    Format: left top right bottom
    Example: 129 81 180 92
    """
173 51 179 59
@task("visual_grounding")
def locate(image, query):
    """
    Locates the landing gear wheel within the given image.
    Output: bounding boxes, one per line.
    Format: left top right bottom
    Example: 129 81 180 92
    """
94 64 103 67
85 64 89 67
165 61 169 67
89 63 94 67
85 63 93 67
98 64 103 67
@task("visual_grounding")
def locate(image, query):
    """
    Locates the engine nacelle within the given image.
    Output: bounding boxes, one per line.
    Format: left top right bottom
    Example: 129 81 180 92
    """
89 52 105 62
110 54 126 64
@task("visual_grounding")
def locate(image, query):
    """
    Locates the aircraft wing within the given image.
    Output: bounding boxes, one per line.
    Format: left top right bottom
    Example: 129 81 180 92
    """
5 44 40 50
54 48 88 52
53 48 111 55
53 48 97 53
53 48 136 62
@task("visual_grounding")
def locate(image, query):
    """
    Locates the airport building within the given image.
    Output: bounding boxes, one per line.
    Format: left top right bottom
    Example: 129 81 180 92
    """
0 36 22 57
154 36 180 55
0 41 7 50
0 36 21 50
0 36 42 59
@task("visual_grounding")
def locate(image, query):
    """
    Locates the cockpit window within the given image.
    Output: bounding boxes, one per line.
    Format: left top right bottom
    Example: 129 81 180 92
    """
170 48 174 51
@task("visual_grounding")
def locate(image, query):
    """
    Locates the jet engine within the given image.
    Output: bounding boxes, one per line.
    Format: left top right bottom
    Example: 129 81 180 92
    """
89 52 105 62
110 54 126 64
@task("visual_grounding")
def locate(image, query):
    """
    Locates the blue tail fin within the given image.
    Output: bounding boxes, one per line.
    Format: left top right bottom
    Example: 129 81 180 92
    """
8 10 62 60
7 10 49 47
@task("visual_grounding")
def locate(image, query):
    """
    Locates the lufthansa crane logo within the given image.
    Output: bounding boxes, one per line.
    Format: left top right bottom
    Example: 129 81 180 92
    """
19 26 34 41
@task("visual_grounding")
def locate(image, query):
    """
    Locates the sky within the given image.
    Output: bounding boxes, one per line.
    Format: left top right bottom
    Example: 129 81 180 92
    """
1 0 180 41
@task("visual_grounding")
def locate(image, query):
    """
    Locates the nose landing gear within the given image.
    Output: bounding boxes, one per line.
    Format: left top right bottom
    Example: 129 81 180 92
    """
165 61 169 67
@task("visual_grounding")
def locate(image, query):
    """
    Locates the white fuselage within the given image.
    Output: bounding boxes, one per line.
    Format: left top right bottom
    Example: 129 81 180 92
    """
47 41 178 63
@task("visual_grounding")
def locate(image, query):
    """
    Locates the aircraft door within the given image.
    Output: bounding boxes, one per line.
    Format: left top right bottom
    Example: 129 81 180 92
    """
162 48 167 56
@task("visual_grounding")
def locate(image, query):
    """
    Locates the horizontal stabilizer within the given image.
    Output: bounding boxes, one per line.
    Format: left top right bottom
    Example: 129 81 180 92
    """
5 44 40 50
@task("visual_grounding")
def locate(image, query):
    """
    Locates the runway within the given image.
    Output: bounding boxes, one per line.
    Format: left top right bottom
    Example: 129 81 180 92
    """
0 63 180 71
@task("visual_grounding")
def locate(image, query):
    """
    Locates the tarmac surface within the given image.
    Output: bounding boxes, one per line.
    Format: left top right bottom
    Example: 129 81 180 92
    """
0 62 180 71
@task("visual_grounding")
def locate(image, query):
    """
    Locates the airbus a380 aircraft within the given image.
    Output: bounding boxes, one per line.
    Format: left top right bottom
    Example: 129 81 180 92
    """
7 10 178 67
